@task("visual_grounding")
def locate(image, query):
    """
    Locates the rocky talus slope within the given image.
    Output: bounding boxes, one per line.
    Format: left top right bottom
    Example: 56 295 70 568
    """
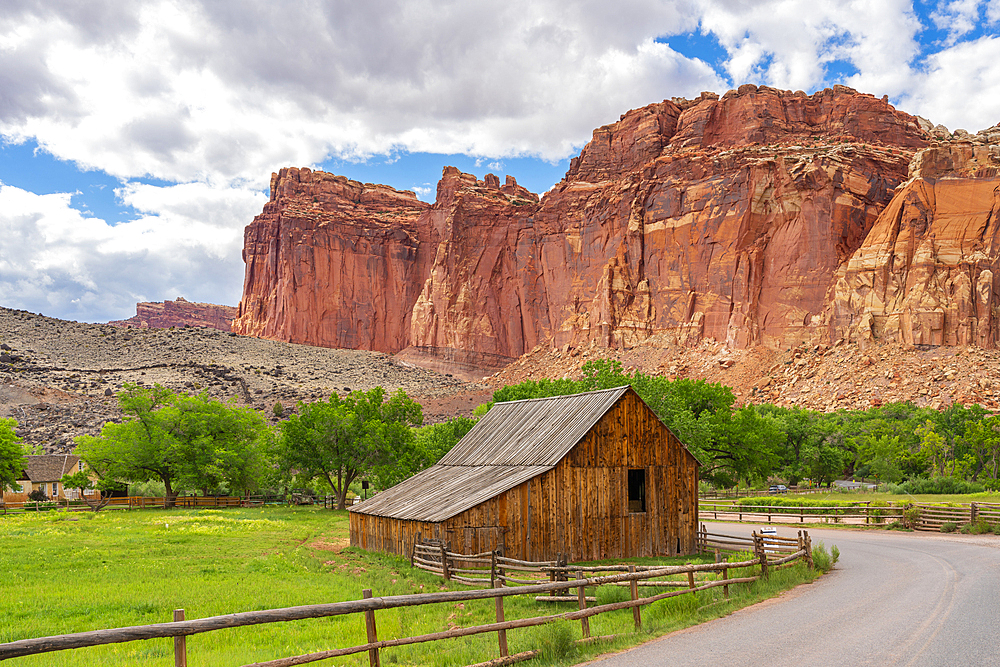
233 85 1000 379
0 307 479 453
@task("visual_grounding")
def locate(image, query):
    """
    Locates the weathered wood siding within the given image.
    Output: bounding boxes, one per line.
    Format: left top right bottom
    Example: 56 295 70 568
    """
349 390 699 561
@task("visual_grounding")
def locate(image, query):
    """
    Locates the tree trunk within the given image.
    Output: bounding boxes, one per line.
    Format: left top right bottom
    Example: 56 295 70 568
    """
164 478 178 508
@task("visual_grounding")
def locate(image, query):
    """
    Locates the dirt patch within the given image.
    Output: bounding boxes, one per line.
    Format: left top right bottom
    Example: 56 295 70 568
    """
311 538 350 553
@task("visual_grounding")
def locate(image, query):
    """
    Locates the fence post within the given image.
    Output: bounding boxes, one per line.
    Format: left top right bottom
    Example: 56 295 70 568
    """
722 557 730 599
686 563 695 590
804 531 813 568
754 534 768 579
494 579 508 658
490 551 497 588
548 554 557 597
628 565 641 630
971 502 978 524
362 589 380 667
577 570 590 639
439 544 451 581
173 609 187 667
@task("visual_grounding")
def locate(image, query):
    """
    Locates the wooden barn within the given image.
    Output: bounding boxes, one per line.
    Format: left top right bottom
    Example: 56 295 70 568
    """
349 386 700 562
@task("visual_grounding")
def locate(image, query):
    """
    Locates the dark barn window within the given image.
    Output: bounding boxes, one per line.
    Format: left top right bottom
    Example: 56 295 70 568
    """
628 469 646 513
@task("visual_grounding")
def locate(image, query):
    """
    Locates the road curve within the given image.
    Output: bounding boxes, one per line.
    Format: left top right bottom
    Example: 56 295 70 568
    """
583 524 1000 667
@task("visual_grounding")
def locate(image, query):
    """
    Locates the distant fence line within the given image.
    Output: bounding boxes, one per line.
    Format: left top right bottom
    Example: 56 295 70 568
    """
698 501 904 526
699 500 1000 532
0 529 813 666
1 493 290 514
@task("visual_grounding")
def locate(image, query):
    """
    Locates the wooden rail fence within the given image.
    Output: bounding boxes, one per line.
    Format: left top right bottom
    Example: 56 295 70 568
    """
908 502 1000 531
0 494 286 514
699 501 904 525
0 531 813 667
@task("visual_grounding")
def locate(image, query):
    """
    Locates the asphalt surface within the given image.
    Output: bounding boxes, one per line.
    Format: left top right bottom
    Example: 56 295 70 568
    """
584 524 1000 667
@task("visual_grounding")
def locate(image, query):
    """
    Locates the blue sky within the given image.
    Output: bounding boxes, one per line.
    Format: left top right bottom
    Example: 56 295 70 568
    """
1 0 999 322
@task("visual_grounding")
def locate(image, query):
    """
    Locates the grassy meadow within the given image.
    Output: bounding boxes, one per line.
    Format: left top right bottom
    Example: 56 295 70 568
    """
1 506 825 666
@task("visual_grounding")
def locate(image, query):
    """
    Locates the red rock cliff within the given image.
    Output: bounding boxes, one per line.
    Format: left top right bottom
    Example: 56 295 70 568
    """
111 298 237 331
233 86 1000 367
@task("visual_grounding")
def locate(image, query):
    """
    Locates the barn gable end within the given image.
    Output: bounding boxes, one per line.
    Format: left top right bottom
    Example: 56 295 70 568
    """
350 386 699 562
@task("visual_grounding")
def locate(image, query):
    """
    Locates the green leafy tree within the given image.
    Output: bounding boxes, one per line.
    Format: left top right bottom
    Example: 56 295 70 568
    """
279 387 424 509
963 416 1000 481
60 469 124 512
858 434 905 484
75 384 275 506
371 417 478 490
165 392 275 496
0 418 26 492
916 420 948 477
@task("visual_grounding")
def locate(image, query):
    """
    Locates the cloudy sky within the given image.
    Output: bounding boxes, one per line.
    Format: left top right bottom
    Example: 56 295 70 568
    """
2 0 999 323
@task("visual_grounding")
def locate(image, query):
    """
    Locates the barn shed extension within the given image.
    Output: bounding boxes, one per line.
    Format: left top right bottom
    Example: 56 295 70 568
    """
349 386 700 562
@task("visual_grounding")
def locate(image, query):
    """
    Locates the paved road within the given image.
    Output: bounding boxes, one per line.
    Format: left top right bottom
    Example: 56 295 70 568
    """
584 524 1000 667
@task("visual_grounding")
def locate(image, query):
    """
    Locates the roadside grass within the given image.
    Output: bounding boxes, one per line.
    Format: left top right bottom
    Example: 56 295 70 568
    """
1 507 824 666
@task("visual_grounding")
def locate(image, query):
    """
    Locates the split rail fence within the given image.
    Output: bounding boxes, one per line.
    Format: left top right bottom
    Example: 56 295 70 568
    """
699 501 904 525
908 502 1000 531
0 494 286 514
0 530 814 667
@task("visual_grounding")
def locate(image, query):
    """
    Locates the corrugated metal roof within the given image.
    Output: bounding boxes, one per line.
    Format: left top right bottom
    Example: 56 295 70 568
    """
351 386 630 521
438 385 630 466
350 464 549 521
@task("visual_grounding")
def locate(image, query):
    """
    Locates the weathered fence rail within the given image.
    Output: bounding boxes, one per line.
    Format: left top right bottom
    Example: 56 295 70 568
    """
0 531 813 666
699 501 904 525
908 502 1000 531
0 493 286 514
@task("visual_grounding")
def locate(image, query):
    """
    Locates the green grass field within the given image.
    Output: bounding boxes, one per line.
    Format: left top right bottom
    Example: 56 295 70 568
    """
1 507 824 666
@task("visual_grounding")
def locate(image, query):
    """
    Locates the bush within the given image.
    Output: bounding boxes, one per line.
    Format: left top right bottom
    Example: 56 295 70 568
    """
272 402 284 418
940 521 958 533
900 506 921 529
27 489 48 502
960 520 995 535
812 542 839 572
892 478 985 495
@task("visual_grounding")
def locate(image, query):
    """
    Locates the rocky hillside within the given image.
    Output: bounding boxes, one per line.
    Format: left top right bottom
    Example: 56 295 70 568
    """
0 307 480 454
233 85 1000 380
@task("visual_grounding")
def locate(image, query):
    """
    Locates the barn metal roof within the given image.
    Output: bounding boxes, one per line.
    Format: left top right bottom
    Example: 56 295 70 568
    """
348 464 550 522
350 386 630 521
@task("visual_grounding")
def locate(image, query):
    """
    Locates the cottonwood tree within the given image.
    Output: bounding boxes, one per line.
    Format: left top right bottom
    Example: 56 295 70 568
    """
59 469 123 512
279 387 424 509
76 384 274 506
0 418 26 493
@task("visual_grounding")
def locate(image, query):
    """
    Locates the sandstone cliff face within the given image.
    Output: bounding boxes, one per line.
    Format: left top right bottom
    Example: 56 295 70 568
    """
111 298 237 331
233 86 1000 369
829 143 1000 347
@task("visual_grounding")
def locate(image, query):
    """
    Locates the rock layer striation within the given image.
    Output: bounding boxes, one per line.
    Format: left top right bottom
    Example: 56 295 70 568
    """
233 86 1000 369
111 298 237 332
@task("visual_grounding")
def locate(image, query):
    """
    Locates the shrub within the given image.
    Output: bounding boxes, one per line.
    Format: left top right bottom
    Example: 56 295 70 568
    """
901 506 921 529
960 519 995 535
940 521 958 533
27 489 48 502
812 542 839 572
272 402 284 418
892 478 984 495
